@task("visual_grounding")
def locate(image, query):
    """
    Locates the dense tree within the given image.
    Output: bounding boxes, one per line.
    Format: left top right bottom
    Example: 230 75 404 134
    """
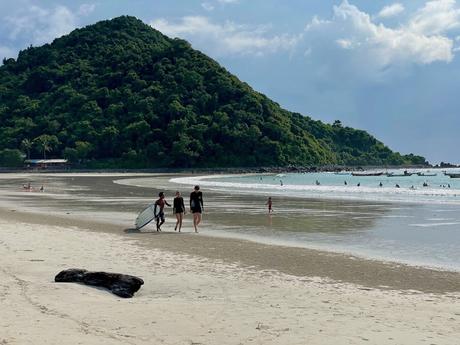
0 149 23 167
0 16 427 168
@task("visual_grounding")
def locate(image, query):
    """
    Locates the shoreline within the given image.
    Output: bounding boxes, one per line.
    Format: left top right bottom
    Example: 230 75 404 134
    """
1 206 459 294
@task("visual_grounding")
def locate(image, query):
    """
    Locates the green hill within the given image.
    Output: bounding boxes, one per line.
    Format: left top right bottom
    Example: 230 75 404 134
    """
0 16 426 168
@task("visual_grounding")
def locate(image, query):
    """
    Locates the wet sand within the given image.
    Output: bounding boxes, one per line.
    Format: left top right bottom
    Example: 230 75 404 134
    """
0 207 459 294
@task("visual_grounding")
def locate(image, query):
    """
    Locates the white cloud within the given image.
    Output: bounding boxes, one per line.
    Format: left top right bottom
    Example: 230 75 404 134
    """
336 38 355 49
201 2 215 11
150 1 460 77
6 5 77 45
78 4 96 16
408 0 460 35
201 0 239 11
151 16 300 56
306 0 455 70
377 3 405 18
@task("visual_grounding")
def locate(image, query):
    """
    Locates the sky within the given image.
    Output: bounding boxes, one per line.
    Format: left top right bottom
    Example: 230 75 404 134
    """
1 0 459 164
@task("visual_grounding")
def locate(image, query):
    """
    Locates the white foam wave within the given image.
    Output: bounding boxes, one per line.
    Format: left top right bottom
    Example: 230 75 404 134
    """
410 222 460 227
169 175 460 205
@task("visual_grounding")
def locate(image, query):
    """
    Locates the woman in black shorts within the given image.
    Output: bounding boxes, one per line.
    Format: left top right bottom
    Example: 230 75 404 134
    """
173 191 185 232
190 185 203 233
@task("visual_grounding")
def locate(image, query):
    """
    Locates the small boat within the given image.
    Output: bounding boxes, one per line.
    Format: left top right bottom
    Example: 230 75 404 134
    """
334 172 350 175
386 170 413 177
351 172 384 177
416 172 437 177
445 173 460 178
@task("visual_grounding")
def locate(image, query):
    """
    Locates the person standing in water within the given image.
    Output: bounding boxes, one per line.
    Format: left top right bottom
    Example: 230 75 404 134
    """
266 197 273 213
154 192 171 232
173 191 186 232
190 185 204 233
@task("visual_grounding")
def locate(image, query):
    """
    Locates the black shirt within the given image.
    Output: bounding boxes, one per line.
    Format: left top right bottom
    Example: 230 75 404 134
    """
173 196 185 213
190 191 203 211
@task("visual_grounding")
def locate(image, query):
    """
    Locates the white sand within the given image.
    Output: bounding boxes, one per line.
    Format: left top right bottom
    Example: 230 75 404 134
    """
0 218 459 345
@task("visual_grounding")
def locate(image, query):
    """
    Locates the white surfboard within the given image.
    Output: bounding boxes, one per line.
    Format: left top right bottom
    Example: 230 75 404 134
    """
135 203 159 230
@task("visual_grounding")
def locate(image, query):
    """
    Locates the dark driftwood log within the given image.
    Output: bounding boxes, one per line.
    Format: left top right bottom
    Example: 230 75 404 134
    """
55 269 144 298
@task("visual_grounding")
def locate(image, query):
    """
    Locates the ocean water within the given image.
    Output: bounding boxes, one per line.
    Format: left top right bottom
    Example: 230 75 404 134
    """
164 169 460 271
173 169 460 205
1 172 459 272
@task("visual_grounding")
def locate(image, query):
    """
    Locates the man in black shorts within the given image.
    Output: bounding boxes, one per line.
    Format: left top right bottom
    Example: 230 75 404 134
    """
154 192 171 231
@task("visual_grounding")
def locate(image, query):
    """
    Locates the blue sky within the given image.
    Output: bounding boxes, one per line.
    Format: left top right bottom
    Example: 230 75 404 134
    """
1 0 459 164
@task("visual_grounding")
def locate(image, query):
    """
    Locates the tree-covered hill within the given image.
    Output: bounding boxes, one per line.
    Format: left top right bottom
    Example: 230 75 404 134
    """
0 16 426 168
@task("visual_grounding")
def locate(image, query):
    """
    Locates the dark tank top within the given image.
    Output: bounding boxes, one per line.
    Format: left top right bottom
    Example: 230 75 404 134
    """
190 191 203 211
173 196 185 213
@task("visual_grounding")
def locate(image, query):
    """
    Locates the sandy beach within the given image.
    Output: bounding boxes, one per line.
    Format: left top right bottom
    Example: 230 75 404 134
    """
0 173 459 344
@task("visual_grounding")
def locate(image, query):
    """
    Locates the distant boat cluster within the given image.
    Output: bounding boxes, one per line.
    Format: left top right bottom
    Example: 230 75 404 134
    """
342 170 460 178
444 172 460 178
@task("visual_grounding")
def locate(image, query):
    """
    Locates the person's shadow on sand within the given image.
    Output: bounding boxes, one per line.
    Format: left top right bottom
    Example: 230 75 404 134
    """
123 228 181 235
124 228 141 234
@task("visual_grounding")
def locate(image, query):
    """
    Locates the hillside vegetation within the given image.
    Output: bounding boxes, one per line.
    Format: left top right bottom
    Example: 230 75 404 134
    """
0 16 426 167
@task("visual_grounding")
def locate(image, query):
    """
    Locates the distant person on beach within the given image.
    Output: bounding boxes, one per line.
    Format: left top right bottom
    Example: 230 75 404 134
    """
379 182 383 187
266 197 273 213
280 180 283 186
315 180 320 186
173 191 185 232
344 181 347 185
39 185 44 192
154 192 171 232
357 182 360 187
190 185 204 233
395 184 400 188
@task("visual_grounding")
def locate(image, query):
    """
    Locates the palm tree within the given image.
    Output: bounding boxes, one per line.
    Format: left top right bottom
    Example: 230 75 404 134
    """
21 139 32 159
34 135 54 159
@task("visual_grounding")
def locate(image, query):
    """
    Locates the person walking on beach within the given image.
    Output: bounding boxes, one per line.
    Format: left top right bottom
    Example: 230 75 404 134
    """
190 185 204 233
266 197 273 213
173 191 186 232
154 192 171 232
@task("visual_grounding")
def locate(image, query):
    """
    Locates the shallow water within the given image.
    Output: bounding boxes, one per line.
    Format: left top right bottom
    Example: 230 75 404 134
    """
164 170 460 271
1 172 459 272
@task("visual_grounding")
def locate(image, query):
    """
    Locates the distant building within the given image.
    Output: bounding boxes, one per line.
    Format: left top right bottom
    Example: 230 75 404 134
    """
24 159 69 170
